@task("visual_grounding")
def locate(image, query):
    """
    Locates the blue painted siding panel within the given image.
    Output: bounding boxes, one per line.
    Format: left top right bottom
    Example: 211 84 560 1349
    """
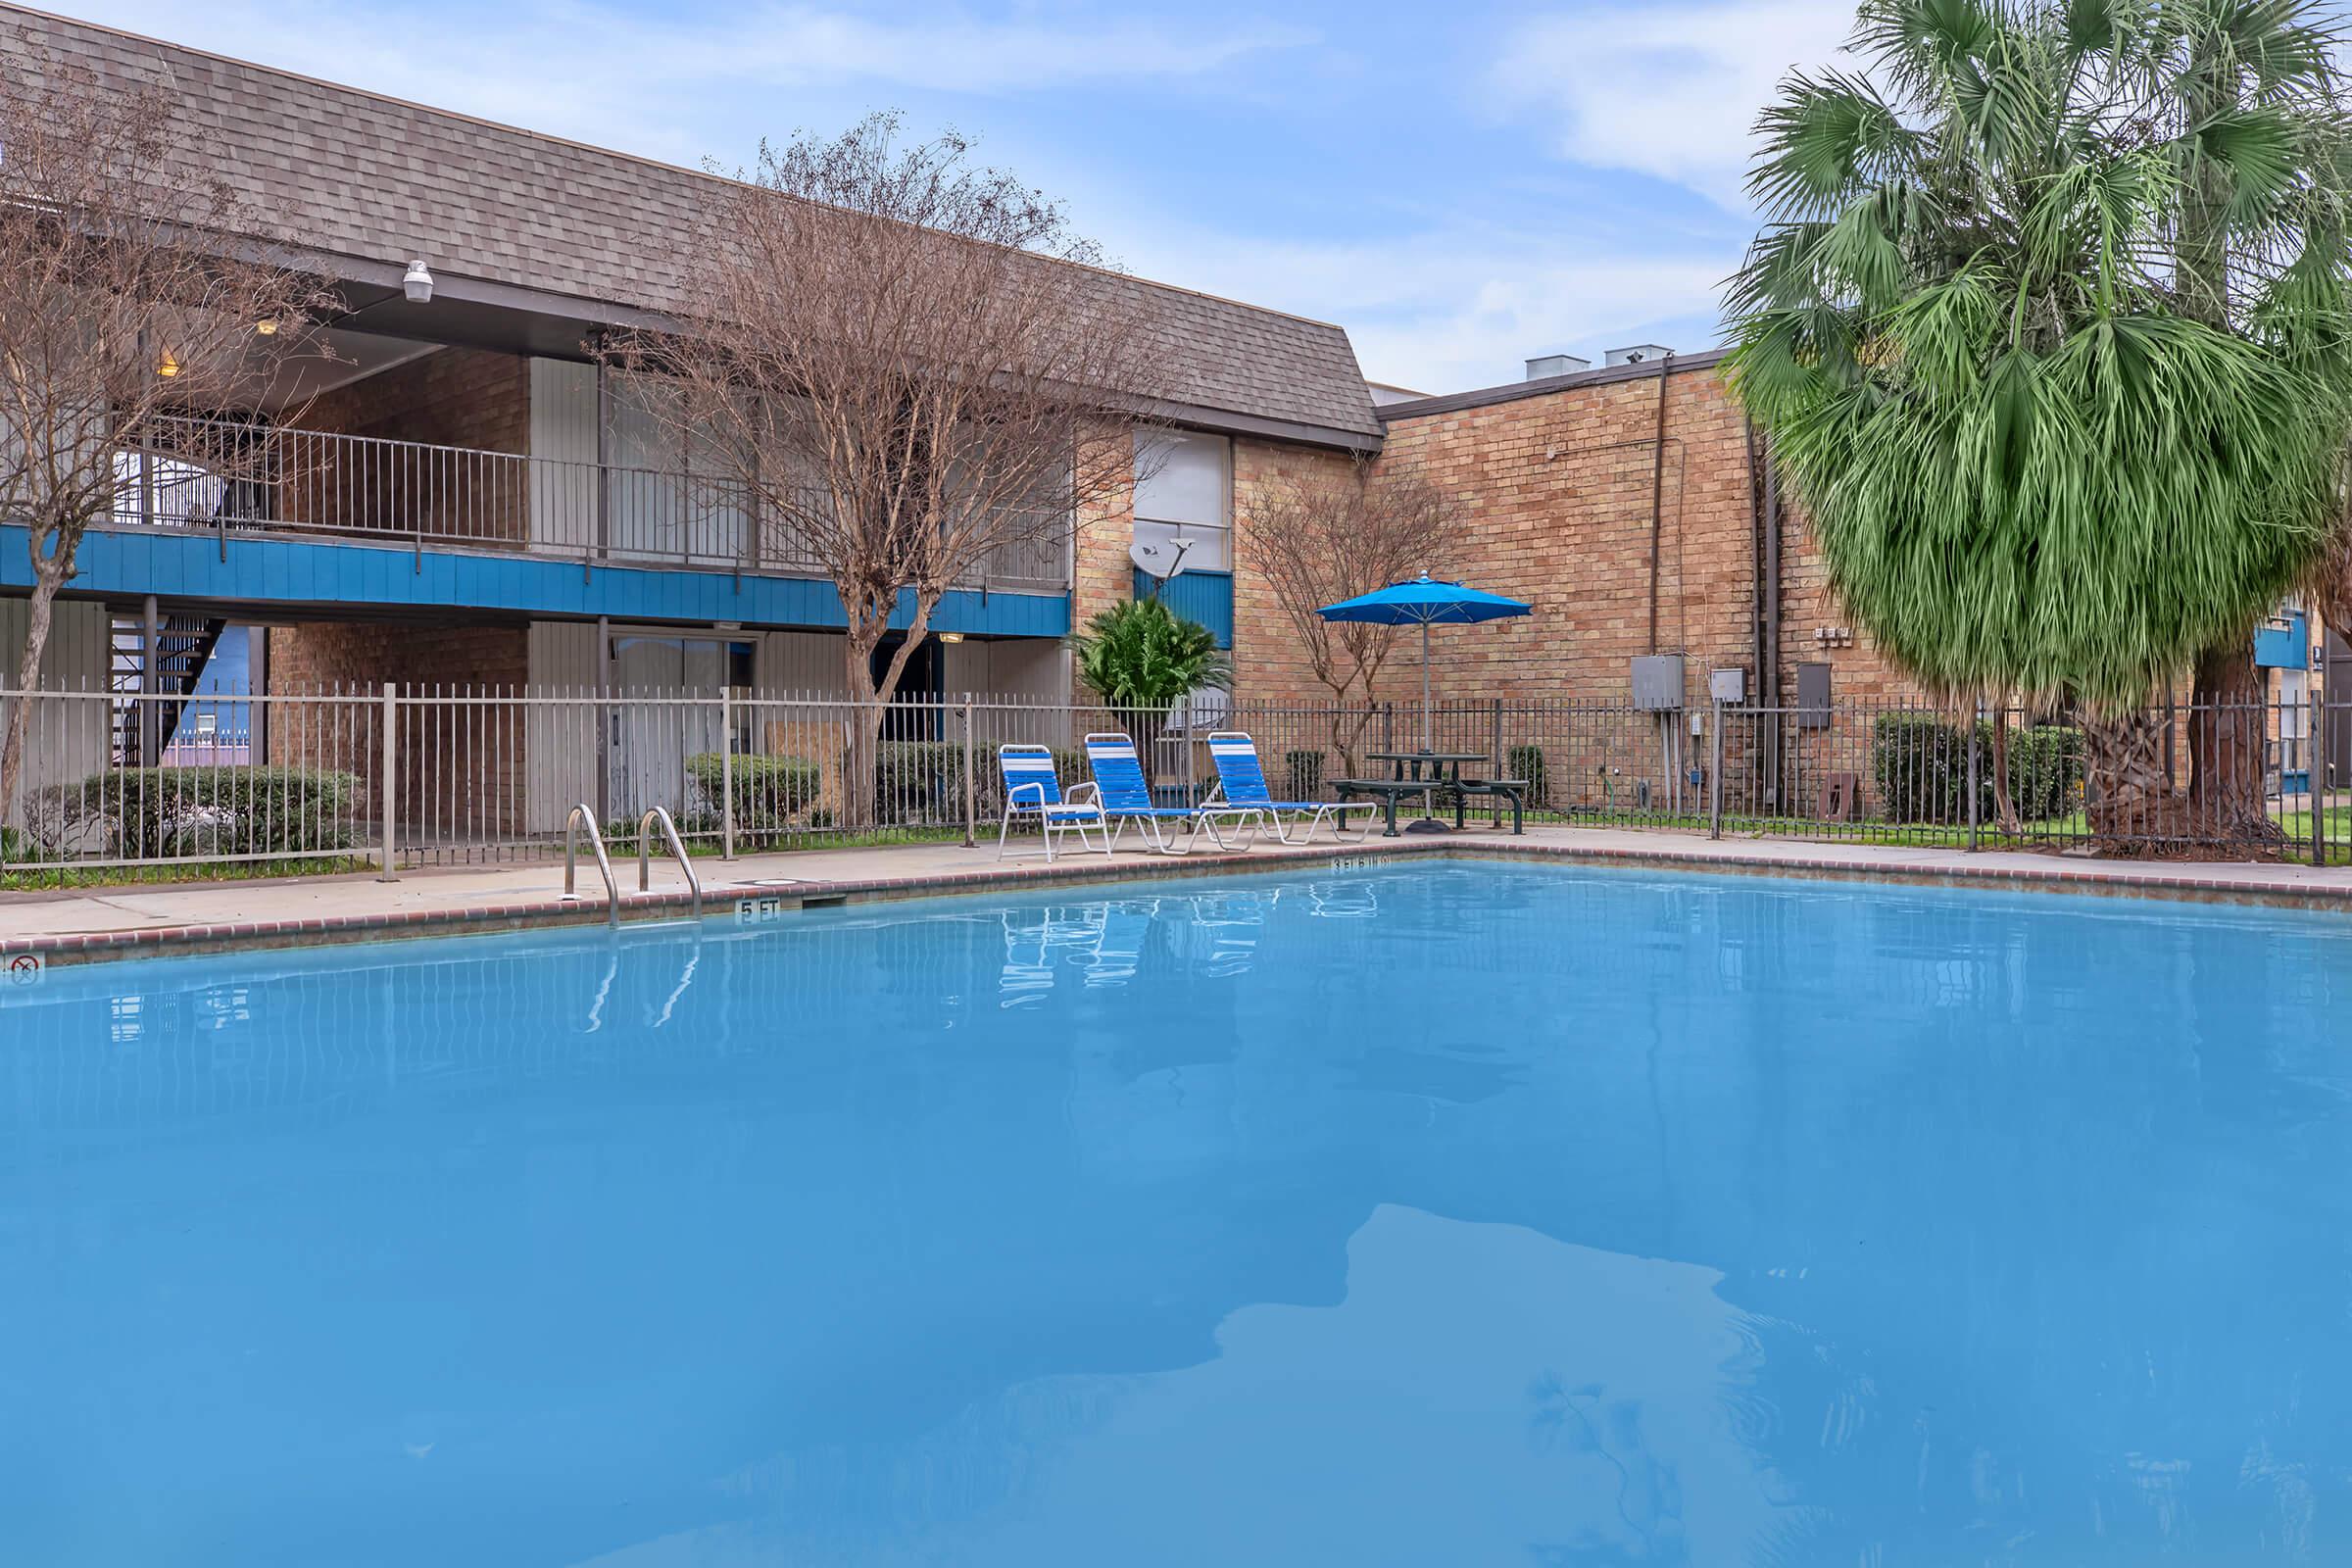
2255 611 2309 670
1 527 1069 638
1134 566 1235 649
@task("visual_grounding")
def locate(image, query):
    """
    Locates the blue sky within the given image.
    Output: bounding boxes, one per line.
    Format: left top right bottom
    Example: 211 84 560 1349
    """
69 0 1861 395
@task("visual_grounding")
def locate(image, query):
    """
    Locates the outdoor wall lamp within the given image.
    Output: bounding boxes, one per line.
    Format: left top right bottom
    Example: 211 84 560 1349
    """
403 259 434 304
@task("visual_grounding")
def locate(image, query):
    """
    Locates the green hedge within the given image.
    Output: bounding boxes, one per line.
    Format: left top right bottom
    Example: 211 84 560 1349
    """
879 741 966 819
1505 744 1548 808
1871 714 2082 824
76 766 361 858
687 751 820 832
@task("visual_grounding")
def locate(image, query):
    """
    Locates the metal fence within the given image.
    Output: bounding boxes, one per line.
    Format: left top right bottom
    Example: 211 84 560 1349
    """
111 415 1071 593
1 685 2343 876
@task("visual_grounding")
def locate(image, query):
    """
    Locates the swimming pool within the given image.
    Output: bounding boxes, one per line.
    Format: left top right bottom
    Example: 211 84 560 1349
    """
5 860 2349 1564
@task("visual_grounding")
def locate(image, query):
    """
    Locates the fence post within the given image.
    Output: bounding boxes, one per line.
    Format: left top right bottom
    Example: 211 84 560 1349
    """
1708 700 1725 839
1967 711 1982 853
2310 683 2326 867
960 692 977 849
377 681 399 882
719 684 736 861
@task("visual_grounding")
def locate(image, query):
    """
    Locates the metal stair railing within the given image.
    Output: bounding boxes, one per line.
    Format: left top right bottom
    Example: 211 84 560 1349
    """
563 804 619 927
637 806 704 919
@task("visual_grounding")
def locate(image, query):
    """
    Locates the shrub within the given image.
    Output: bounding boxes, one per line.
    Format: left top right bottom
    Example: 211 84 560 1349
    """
1506 744 1548 808
878 740 966 821
2006 724 2084 821
1872 713 1972 822
1285 749 1326 800
81 766 361 858
687 751 820 832
1872 714 2085 824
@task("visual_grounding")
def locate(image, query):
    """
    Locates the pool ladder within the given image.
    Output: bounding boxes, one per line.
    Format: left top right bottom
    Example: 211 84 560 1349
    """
564 805 704 926
564 805 620 926
636 806 703 920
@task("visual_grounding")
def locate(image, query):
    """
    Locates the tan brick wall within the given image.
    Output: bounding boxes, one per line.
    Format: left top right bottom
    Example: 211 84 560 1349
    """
1230 438 1360 702
1227 360 1923 712
266 621 530 832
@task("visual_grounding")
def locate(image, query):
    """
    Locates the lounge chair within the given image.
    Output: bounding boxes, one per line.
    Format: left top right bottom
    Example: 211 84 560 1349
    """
1205 731 1369 845
995 744 1106 861
1082 731 1260 855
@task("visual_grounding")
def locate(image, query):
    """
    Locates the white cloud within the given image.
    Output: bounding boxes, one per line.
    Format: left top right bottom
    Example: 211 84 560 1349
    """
1493 1 1857 212
71 1 1312 162
1108 219 1731 395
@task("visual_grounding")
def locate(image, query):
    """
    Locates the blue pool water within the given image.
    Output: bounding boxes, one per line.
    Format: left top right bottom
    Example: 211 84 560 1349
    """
5 860 2351 1565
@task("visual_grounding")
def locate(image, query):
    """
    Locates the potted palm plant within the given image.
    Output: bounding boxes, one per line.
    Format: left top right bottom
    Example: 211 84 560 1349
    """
1070 597 1233 799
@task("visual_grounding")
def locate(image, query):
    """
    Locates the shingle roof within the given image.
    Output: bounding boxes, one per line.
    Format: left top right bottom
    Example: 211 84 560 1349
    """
1 4 1382 443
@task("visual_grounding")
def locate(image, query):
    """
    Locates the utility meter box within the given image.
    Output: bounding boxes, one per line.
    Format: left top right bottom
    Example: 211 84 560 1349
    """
1630 655 1686 710
1708 667 1747 705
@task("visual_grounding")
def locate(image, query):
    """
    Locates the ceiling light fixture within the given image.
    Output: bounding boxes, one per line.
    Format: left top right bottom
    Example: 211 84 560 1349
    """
403 259 434 304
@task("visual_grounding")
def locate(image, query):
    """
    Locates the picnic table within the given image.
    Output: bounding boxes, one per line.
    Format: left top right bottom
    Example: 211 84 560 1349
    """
1332 751 1526 838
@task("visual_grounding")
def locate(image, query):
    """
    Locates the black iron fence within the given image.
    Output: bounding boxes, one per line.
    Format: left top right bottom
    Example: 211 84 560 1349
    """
2 685 2342 875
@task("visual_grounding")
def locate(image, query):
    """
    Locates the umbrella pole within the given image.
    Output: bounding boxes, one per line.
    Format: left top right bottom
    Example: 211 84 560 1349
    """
1422 619 1432 752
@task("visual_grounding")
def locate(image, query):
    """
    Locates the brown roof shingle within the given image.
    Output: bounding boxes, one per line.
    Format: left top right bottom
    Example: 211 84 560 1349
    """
2 4 1381 442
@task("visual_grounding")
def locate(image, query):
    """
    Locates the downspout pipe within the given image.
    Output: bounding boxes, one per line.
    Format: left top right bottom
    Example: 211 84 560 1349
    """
1646 351 1674 655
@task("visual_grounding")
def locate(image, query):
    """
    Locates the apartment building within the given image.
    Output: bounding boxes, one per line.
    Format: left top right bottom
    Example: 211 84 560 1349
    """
0 6 1379 810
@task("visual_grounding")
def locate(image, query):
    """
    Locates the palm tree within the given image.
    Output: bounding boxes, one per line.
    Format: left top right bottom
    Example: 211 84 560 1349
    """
1727 0 2352 846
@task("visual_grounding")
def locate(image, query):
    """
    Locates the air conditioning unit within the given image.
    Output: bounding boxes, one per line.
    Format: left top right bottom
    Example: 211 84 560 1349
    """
1605 344 1672 367
1524 353 1591 381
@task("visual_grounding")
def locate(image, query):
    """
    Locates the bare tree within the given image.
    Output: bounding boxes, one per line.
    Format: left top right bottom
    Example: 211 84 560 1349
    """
1249 457 1454 774
607 114 1163 825
0 53 330 822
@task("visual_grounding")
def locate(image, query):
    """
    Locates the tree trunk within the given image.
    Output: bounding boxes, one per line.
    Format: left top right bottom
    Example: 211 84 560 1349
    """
1988 713 2022 836
0 560 62 845
2082 709 2189 851
841 628 885 832
2188 641 2283 851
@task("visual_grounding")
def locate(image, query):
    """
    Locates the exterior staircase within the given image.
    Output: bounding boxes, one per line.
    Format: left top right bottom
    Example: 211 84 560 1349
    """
110 612 228 765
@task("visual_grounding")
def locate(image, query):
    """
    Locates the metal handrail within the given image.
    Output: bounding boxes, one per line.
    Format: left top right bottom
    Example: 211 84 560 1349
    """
105 413 1073 592
637 806 704 919
564 803 619 927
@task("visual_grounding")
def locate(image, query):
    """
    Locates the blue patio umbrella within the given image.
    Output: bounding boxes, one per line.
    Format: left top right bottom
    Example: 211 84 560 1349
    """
1315 573 1533 750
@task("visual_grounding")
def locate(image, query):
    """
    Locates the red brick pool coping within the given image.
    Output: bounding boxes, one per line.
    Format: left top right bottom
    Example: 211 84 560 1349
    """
7 830 2351 971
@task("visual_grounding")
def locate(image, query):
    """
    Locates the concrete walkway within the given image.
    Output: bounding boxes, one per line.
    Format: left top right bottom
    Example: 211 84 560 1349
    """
7 822 2352 968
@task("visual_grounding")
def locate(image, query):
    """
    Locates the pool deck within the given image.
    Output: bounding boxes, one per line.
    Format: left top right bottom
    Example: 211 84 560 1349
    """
7 823 2352 969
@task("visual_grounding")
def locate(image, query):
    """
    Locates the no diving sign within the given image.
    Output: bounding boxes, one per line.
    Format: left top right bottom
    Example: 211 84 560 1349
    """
5 953 43 988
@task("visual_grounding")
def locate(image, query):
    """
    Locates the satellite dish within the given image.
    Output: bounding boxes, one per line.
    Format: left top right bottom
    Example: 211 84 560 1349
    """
1129 536 1196 585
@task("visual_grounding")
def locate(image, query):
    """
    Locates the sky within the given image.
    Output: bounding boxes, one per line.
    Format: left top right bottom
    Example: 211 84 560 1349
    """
60 0 1864 396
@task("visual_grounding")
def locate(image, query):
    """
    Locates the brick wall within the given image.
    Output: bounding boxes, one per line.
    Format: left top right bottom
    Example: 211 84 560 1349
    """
1227 358 1923 713
267 621 531 835
283 347 532 546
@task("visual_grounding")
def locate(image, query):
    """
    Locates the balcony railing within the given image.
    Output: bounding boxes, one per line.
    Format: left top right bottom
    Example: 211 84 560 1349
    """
105 415 1072 594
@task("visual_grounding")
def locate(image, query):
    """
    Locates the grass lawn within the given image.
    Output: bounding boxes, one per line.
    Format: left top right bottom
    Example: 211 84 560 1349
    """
0 855 378 893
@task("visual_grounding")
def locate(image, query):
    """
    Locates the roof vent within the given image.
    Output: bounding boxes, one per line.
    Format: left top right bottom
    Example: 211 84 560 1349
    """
1524 353 1591 381
1604 344 1672 367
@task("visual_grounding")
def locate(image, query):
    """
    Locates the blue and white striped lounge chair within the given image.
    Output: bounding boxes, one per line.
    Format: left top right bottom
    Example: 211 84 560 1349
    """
1082 731 1260 855
995 744 1106 861
1204 731 1368 845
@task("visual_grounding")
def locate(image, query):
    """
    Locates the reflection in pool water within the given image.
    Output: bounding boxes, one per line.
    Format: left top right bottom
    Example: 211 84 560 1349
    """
4 862 2349 1565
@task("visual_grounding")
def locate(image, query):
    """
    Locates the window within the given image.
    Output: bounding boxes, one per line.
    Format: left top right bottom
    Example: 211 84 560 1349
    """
1133 430 1231 573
